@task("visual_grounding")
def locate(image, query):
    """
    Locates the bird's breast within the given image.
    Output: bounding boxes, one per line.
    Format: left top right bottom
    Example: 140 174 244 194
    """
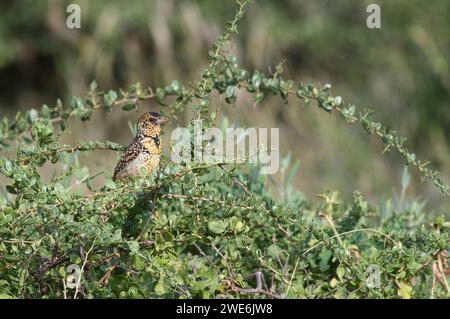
114 152 160 180
142 137 162 154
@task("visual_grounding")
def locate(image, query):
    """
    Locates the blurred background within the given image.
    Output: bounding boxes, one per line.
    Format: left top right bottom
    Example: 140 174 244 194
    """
0 0 449 211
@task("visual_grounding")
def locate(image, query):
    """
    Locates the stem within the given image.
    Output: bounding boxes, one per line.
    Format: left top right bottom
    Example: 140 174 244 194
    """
302 228 397 256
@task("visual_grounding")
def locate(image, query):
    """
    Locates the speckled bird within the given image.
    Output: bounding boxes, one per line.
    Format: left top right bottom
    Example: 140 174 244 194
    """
113 112 168 181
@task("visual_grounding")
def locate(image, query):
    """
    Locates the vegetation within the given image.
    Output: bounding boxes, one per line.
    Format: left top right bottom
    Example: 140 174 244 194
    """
0 1 449 299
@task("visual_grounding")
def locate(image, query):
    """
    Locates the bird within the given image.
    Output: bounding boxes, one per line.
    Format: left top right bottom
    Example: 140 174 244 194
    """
113 112 168 181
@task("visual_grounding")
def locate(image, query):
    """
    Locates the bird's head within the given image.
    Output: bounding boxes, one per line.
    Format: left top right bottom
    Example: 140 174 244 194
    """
137 112 168 136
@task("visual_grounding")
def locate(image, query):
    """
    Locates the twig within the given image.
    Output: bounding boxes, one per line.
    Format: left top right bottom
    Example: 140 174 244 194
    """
74 238 96 299
229 271 283 299
302 228 397 256
437 252 450 292
162 193 258 211
285 257 300 296
62 278 67 299
322 213 343 247
218 163 250 195
409 249 443 279
16 142 126 164
194 244 214 265
211 243 235 278
98 265 118 287
10 94 154 142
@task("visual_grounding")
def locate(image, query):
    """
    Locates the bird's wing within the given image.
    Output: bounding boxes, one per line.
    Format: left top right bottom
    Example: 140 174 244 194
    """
113 137 143 181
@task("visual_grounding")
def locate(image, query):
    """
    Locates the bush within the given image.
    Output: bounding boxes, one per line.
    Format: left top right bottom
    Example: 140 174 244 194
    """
0 1 448 299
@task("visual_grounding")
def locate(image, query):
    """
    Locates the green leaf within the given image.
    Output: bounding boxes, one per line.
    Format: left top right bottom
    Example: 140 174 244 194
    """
155 277 168 295
0 158 13 176
267 244 283 258
155 88 166 105
208 220 227 235
5 185 17 194
122 103 136 111
251 72 262 89
397 282 412 299
336 266 345 280
40 104 51 118
225 86 236 104
26 109 39 124
104 90 118 107
401 165 411 190
104 179 116 190
330 278 339 288
396 271 406 280
253 92 264 105
127 241 140 254
166 80 181 95
90 80 98 91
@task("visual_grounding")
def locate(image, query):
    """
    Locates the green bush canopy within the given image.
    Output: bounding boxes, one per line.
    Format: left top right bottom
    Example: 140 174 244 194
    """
0 1 448 299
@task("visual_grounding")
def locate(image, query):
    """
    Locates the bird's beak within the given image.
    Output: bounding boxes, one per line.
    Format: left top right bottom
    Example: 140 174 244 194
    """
155 116 169 125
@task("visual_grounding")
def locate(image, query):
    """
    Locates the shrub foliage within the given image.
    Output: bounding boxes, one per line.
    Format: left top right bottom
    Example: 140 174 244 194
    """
0 1 449 299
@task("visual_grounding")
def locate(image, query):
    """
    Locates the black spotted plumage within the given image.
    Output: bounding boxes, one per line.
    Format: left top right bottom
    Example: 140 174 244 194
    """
112 135 143 181
151 136 160 148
